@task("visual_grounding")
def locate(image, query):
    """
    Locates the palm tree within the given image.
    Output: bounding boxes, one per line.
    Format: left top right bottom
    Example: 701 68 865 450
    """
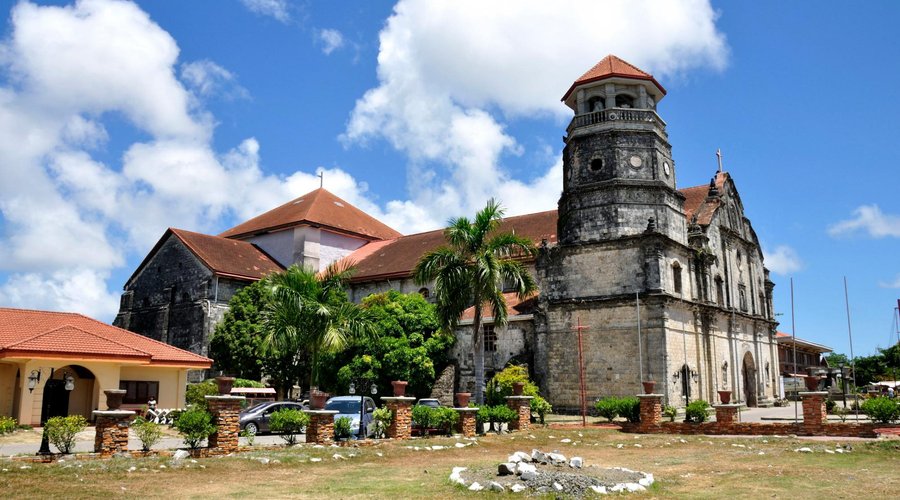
413 199 537 404
261 263 374 391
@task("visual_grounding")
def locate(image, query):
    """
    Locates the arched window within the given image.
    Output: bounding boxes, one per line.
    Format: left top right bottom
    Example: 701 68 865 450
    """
615 94 634 108
715 276 724 306
587 96 605 112
672 262 683 295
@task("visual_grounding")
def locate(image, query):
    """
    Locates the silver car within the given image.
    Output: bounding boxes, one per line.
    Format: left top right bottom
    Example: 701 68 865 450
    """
239 401 306 435
325 396 376 438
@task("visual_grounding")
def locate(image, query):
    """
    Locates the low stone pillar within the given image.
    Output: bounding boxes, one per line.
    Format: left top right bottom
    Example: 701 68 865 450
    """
637 394 663 428
505 396 533 432
454 407 479 437
800 391 828 435
714 404 740 425
92 410 135 457
382 396 415 439
206 395 245 454
304 410 338 445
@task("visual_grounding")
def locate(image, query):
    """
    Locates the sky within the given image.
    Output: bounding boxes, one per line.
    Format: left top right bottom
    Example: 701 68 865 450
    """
0 0 897 358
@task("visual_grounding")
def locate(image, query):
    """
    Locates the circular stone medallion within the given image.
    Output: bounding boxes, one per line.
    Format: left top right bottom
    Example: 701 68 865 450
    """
663 161 671 176
629 155 643 168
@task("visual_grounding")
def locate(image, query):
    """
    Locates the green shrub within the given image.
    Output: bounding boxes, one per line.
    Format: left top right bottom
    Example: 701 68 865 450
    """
825 398 837 414
240 428 256 446
371 407 392 439
685 400 710 423
490 405 518 433
594 397 620 422
530 396 552 424
663 405 677 422
485 365 539 405
269 408 310 445
334 416 353 440
132 416 163 452
0 416 17 434
412 404 433 429
433 407 459 435
861 396 900 424
174 408 217 449
185 381 219 410
618 397 641 423
44 415 87 454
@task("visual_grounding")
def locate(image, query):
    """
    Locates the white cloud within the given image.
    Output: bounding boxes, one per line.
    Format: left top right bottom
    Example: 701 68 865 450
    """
318 29 345 55
0 268 120 319
763 246 803 276
879 274 900 289
343 0 728 225
828 205 900 238
181 60 249 100
239 0 290 23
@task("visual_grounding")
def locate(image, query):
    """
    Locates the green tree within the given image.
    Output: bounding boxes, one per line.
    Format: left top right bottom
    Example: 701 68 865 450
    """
209 281 308 397
318 290 453 398
262 263 375 389
413 199 537 404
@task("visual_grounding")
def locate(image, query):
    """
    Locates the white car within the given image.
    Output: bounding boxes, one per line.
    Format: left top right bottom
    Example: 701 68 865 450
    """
325 396 376 438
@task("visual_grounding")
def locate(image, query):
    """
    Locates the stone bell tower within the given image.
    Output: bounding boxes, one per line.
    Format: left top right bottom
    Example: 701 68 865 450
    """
535 55 689 411
557 54 685 246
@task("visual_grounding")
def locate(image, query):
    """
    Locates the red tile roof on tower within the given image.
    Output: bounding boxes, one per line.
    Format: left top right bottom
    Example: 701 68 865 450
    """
562 54 666 102
219 188 402 241
346 210 558 282
0 307 212 367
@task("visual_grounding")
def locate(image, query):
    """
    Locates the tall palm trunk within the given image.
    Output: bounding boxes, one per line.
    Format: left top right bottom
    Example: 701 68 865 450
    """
473 301 485 404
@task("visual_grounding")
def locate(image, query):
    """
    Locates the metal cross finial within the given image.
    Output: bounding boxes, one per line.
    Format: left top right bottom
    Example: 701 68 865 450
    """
318 171 323 188
716 148 723 173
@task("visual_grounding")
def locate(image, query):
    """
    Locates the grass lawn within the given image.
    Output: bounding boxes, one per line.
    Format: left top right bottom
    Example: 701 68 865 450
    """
2 426 899 498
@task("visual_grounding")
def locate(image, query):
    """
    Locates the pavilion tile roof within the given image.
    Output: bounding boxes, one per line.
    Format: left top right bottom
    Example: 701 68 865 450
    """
683 172 728 226
562 54 666 102
219 188 401 241
0 308 212 367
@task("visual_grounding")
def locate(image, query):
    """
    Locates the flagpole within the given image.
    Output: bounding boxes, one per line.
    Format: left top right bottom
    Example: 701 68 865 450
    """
791 278 798 425
844 277 858 421
637 292 644 385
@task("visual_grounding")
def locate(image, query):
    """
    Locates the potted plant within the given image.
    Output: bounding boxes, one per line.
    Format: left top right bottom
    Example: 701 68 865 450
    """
512 382 525 396
215 376 235 396
642 380 656 394
804 376 820 391
718 390 732 404
104 389 127 410
334 416 353 441
391 380 408 397
310 390 329 410
455 392 471 407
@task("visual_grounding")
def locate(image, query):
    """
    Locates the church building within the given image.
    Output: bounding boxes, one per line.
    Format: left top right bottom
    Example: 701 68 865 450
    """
115 55 779 408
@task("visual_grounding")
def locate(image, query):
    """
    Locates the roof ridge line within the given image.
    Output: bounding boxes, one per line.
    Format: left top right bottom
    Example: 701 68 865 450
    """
6 323 150 358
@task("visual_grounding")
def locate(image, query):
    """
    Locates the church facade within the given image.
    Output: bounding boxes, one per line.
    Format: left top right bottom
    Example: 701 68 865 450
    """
115 56 779 408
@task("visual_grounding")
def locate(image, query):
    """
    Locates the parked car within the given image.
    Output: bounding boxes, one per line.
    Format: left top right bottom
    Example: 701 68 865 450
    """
324 396 376 438
239 400 307 435
415 398 441 409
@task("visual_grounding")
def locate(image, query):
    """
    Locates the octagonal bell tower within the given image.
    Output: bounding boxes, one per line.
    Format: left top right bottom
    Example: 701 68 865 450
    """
558 55 685 246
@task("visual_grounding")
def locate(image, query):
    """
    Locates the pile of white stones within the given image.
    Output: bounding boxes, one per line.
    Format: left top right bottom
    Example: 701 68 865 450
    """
449 449 654 495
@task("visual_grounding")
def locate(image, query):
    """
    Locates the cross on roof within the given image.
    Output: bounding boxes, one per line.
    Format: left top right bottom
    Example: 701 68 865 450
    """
716 148 723 173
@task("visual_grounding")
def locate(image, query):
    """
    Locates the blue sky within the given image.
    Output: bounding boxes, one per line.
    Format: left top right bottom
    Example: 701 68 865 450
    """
0 0 897 358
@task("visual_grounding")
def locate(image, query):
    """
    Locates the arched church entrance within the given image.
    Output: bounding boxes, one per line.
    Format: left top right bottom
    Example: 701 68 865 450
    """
742 353 758 407
39 365 97 423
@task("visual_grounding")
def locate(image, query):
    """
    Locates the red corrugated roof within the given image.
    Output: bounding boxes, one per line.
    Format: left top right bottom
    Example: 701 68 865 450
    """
562 54 666 102
0 308 212 367
346 210 558 282
219 188 402 241
461 292 537 321
170 228 284 280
